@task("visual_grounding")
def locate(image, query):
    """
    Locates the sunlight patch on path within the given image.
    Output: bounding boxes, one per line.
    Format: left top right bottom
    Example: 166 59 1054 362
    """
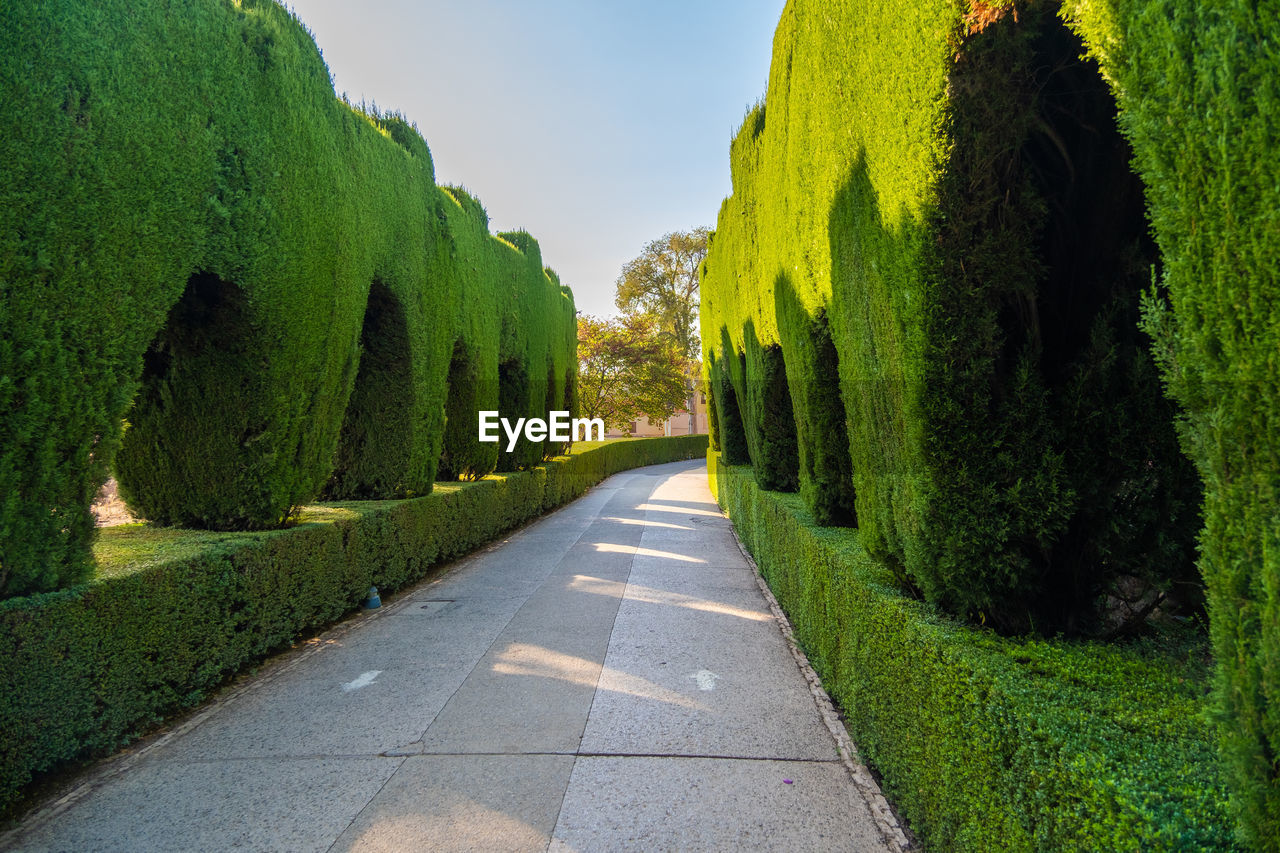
601 516 693 531
592 543 706 564
491 643 706 711
570 575 769 623
635 503 723 518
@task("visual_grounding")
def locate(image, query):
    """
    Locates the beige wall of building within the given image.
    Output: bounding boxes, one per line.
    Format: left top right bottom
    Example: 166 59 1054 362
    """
604 381 710 438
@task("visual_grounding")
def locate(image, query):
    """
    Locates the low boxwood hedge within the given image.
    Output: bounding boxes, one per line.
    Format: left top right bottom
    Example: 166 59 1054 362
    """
0 435 706 816
709 452 1235 851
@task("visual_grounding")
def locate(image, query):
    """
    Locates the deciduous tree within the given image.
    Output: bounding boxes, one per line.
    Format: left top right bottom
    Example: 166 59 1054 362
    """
615 227 709 362
615 227 710 433
577 314 689 434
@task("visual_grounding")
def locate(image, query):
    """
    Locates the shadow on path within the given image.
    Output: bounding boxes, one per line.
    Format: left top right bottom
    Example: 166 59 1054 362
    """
8 460 892 853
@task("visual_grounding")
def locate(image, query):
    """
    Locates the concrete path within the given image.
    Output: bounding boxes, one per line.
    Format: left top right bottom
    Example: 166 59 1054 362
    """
8 460 895 852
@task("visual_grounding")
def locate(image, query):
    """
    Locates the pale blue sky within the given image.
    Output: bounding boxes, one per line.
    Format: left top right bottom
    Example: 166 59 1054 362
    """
285 0 782 317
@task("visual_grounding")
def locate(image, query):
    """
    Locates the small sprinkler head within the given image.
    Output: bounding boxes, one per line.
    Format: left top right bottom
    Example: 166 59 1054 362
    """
364 586 381 609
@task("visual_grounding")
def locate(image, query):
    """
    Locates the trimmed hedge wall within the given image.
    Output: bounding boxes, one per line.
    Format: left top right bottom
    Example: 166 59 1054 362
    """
0 0 578 595
0 436 705 816
699 0 1200 634
1063 3 1280 844
710 453 1233 850
432 190 579 483
704 0 1280 840
493 230 577 472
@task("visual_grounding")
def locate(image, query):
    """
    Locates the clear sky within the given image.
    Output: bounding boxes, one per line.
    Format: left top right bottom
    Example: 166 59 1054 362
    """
284 0 782 318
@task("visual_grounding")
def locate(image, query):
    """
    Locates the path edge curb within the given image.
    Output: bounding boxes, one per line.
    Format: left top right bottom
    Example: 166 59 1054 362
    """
727 518 915 852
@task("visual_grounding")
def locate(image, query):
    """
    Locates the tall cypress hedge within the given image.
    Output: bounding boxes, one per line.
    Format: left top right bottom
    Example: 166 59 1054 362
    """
544 277 580 459
436 187 503 483
700 0 1199 634
2 0 250 590
433 191 577 481
319 113 454 501
1 0 577 596
106 1 389 528
705 0 1280 843
493 230 573 472
1065 1 1280 844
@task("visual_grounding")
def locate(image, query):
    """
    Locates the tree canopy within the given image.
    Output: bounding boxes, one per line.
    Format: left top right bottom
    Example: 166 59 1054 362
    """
615 227 709 362
577 314 689 433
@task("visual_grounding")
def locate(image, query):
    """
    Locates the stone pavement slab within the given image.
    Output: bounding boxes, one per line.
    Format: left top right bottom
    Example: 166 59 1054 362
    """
13 757 400 853
549 756 886 852
575 581 838 759
330 755 575 853
158 594 524 761
5 459 897 853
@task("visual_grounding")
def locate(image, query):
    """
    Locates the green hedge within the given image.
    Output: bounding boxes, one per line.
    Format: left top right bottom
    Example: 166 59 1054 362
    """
0 0 578 595
709 453 1233 850
1 0 229 591
698 0 1199 633
493 230 576 472
317 112 453 502
437 187 505 482
701 0 1280 841
434 190 579 482
0 436 705 817
1062 3 1280 844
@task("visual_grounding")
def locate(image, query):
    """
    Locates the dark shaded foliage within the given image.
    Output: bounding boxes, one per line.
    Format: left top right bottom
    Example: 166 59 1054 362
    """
700 0 1195 633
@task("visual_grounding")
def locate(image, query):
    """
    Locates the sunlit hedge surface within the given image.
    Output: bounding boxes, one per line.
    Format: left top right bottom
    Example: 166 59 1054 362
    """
0 0 577 597
699 0 1198 636
703 0 1280 843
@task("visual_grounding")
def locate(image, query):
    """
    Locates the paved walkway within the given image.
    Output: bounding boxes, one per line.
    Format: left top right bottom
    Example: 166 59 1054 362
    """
9 460 895 852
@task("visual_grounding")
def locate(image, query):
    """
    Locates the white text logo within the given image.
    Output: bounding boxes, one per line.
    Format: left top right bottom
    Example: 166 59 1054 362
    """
478 411 605 451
